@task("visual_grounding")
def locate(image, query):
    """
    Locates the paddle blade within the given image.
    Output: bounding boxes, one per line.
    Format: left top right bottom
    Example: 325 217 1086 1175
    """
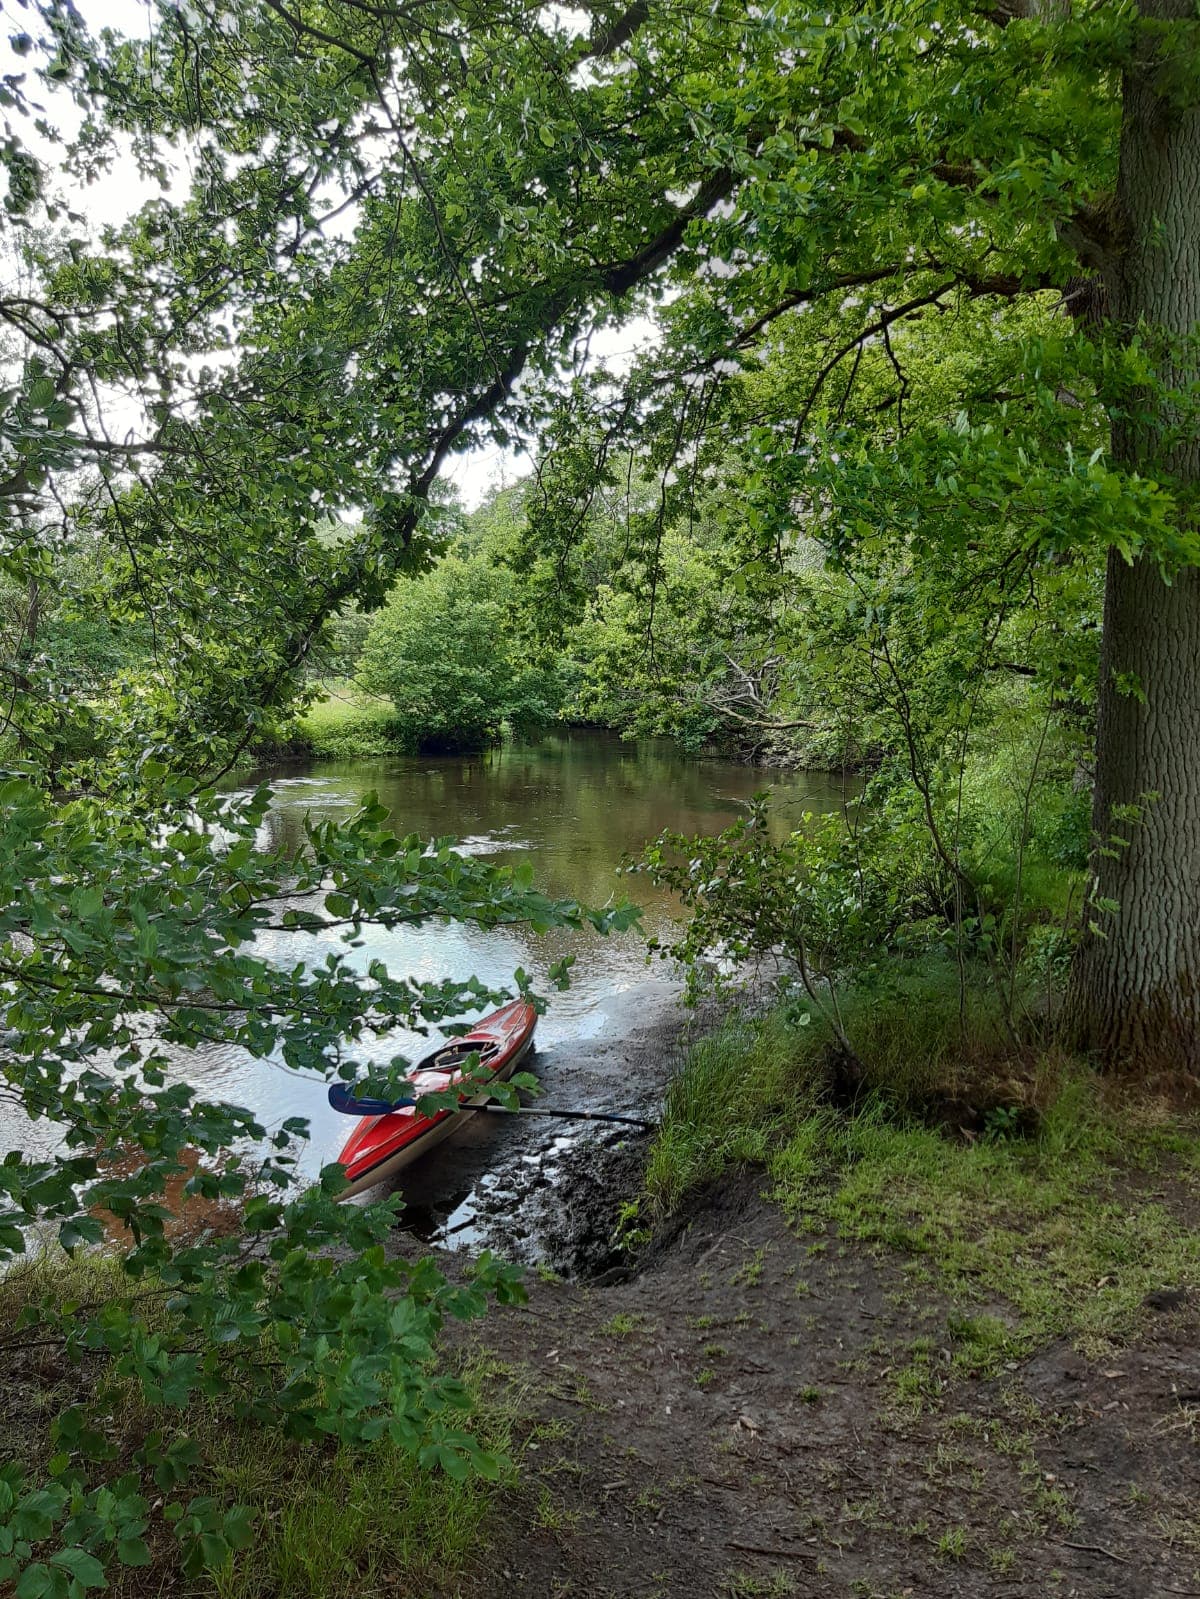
328 1082 415 1117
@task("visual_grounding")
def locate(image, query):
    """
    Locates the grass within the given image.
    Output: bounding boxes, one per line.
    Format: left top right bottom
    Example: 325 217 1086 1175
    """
294 684 412 758
724 1574 796 1597
206 1403 513 1599
643 1019 824 1214
936 1526 969 1561
643 970 1200 1359
2 1253 515 1599
813 1102 1200 1354
597 1311 645 1338
643 962 1020 1217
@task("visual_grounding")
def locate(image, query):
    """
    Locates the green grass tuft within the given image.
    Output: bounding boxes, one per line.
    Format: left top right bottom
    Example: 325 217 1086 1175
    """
643 1014 824 1215
296 686 413 758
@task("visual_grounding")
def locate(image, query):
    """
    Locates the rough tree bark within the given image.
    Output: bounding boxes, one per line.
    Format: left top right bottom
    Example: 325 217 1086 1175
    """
1067 0 1200 1069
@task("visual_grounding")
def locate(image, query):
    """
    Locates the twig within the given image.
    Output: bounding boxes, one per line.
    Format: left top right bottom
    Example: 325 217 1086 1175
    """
1053 1539 1130 1565
724 1541 811 1560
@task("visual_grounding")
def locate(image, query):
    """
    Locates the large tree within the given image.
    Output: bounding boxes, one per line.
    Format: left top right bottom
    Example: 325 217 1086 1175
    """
1066 0 1200 1065
3 0 1197 1231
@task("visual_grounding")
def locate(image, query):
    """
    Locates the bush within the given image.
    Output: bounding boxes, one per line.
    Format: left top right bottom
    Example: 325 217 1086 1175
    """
358 556 563 750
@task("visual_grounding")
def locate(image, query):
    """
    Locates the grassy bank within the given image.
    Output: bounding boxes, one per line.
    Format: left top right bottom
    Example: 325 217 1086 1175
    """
639 971 1200 1361
2 1255 515 1598
294 687 412 759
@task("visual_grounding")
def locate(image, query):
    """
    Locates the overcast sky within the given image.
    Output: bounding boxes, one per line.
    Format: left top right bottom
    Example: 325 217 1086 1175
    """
7 0 658 508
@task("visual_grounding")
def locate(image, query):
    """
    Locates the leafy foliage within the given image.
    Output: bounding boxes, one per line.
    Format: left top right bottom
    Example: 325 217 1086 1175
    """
358 555 564 748
0 766 637 1587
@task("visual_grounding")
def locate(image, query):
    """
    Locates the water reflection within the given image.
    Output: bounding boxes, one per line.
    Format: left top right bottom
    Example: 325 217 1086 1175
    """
6 733 850 1179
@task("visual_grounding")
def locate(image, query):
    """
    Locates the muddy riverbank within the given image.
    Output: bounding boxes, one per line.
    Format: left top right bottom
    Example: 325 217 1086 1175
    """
385 974 696 1277
439 1171 1200 1599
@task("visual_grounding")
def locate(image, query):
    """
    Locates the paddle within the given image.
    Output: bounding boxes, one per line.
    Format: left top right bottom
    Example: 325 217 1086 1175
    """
330 1081 656 1131
328 1083 415 1116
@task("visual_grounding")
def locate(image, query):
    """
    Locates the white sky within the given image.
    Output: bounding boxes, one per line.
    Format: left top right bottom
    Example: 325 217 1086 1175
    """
4 0 660 509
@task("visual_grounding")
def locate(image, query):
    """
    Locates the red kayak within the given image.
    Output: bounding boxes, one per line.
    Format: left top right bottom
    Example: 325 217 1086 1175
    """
331 1000 538 1198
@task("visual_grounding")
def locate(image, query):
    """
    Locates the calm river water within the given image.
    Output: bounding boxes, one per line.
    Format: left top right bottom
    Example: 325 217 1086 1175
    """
6 732 848 1184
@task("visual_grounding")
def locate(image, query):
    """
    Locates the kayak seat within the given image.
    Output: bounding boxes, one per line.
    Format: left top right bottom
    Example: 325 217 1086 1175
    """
429 1040 500 1075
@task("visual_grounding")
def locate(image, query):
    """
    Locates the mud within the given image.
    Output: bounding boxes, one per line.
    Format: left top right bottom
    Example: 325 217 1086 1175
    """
438 1174 1200 1599
386 975 689 1277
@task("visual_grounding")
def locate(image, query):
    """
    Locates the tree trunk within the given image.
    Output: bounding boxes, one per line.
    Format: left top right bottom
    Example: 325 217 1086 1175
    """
1066 0 1200 1069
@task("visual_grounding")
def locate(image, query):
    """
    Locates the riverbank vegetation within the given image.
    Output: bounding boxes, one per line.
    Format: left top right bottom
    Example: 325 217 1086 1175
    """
640 999 1200 1353
3 0 1200 1595
2 1255 516 1599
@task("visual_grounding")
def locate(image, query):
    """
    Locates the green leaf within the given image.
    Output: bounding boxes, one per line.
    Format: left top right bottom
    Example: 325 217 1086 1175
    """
220 1506 254 1551
49 1548 106 1588
15 1564 53 1599
199 1532 230 1571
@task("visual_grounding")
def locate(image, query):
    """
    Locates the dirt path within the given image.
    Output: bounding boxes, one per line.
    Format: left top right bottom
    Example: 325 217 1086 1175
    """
437 1172 1200 1599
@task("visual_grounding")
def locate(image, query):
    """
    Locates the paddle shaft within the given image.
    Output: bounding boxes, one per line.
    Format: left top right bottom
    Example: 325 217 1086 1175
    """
477 1102 656 1132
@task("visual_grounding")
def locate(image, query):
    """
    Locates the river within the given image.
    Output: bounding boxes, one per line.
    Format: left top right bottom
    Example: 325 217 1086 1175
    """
6 731 848 1261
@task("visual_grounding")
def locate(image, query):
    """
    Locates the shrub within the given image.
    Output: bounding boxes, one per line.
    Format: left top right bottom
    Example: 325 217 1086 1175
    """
358 557 563 750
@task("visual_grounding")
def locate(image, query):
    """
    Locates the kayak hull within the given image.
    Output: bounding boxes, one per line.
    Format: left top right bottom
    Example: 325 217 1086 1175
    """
334 1000 538 1199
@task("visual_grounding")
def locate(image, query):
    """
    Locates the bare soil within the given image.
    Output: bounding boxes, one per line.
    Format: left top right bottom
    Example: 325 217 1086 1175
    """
433 1168 1200 1599
372 983 1200 1598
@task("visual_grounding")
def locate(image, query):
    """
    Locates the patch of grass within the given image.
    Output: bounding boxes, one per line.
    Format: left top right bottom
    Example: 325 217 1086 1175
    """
724 1572 796 1597
647 980 1200 1357
643 1015 824 1215
633 1486 664 1517
946 1312 1021 1376
530 1485 579 1536
208 1399 513 1599
644 969 1013 1218
890 1337 945 1415
597 1311 645 1338
296 686 412 758
730 1246 768 1288
936 1526 969 1561
802 1102 1200 1354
